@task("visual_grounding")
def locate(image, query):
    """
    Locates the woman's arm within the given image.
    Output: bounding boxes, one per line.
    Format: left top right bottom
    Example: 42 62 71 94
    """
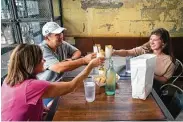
42 57 104 98
154 75 168 84
154 62 175 84
113 42 151 57
113 49 136 57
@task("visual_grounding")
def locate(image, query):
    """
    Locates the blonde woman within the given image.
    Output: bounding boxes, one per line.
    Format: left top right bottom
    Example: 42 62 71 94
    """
1 44 104 121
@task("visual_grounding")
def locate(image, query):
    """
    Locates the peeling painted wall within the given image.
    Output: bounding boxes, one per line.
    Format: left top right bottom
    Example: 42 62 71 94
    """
53 0 60 16
81 0 123 10
62 0 183 37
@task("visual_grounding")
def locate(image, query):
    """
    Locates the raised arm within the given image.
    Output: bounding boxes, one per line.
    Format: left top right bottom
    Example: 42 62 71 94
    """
42 57 104 98
113 42 150 57
71 50 82 60
49 53 96 73
113 49 136 57
63 41 81 60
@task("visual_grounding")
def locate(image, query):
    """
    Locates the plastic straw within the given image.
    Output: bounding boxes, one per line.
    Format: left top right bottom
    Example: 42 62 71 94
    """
97 46 99 53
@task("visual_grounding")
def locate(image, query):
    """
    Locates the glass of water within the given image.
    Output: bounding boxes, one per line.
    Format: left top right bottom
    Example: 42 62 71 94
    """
84 78 95 102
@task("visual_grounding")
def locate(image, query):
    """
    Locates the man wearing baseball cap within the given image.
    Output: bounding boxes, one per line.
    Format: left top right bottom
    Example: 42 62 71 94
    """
37 22 96 107
39 21 96 78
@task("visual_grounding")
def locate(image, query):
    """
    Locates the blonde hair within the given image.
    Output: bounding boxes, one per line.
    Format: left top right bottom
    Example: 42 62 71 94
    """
6 44 43 86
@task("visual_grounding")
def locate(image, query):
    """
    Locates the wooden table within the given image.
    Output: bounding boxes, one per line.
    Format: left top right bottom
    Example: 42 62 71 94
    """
50 56 172 121
53 79 166 121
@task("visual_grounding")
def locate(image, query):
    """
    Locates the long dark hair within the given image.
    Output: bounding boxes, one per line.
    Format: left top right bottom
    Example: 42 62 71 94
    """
6 44 43 86
150 28 175 63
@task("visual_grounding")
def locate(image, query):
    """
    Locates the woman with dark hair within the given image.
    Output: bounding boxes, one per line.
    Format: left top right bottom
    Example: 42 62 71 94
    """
113 28 175 83
1 44 104 121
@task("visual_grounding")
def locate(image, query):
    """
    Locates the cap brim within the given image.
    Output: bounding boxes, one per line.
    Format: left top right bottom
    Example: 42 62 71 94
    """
52 27 66 34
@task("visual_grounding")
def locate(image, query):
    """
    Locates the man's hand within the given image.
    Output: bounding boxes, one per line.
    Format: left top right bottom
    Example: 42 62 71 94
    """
83 53 97 64
89 57 105 68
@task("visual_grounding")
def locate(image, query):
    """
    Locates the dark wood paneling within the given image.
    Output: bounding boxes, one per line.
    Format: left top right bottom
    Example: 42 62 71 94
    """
171 37 183 62
75 37 93 55
93 37 141 50
74 37 183 62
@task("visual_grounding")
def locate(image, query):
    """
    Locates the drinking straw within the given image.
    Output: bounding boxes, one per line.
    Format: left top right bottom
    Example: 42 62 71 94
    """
97 46 99 53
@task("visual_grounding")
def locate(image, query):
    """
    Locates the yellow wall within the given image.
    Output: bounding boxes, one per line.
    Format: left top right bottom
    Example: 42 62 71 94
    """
53 0 60 16
62 0 183 37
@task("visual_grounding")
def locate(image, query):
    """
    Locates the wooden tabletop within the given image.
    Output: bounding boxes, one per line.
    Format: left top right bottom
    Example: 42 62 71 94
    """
53 79 166 121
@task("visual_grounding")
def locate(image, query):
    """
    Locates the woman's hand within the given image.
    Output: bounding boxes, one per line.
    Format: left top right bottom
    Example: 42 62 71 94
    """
89 57 105 68
112 49 117 55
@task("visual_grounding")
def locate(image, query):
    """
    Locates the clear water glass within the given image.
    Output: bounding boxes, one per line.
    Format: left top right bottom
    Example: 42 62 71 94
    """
84 78 95 102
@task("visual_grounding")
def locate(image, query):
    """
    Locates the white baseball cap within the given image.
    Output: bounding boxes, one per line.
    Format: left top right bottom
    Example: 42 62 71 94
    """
42 22 66 36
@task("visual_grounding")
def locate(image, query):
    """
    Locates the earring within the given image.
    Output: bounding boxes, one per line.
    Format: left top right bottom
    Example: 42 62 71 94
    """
162 43 166 48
